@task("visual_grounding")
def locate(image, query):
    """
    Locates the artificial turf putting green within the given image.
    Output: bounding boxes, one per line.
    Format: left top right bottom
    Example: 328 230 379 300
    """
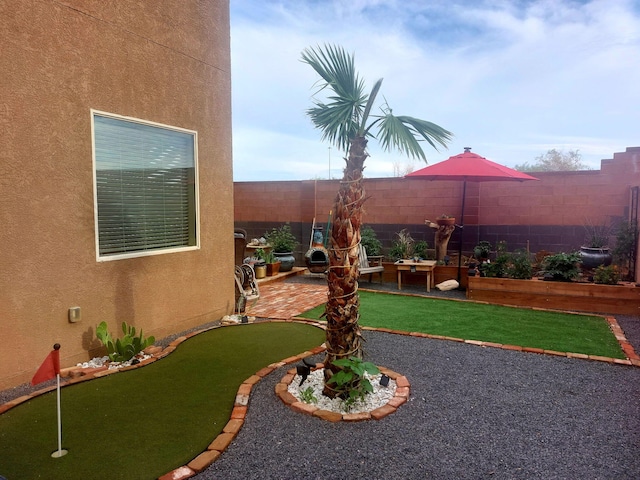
0 322 324 480
297 290 625 359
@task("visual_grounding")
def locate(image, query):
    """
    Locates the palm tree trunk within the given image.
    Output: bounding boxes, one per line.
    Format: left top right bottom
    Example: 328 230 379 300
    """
323 136 367 398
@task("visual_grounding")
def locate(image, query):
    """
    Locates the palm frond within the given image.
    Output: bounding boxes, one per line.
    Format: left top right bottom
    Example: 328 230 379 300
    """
396 116 453 151
359 78 383 136
302 44 453 160
373 112 454 161
306 103 359 151
301 44 367 151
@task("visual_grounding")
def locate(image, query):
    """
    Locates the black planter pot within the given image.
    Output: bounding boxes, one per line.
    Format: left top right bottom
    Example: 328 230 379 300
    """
274 251 295 272
579 246 612 269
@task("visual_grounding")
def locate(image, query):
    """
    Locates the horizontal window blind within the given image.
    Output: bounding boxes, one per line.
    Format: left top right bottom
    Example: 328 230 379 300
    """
93 114 197 257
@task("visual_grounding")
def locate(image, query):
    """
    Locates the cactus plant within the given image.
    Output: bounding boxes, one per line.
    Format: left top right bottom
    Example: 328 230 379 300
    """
96 321 155 362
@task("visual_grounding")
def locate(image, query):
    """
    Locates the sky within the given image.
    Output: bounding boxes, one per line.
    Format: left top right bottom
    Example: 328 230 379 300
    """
229 0 640 181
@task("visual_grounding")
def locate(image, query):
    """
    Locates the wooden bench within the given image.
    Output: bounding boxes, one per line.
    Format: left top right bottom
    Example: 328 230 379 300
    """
359 245 384 283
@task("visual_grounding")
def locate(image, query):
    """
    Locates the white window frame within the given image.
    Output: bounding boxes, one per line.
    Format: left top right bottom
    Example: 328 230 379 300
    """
91 110 200 261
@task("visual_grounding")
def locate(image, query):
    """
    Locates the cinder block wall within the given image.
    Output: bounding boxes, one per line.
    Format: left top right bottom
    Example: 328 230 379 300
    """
235 147 640 276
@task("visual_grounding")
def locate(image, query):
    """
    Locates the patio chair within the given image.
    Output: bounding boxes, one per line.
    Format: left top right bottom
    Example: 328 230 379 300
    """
359 245 384 283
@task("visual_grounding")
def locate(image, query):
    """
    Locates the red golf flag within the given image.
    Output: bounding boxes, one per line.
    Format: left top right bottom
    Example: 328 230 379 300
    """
31 347 60 385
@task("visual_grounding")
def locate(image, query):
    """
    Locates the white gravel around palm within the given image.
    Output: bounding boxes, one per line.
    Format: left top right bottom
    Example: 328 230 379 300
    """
288 368 397 414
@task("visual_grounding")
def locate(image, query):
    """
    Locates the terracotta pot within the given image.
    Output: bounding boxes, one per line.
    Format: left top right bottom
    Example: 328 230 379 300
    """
436 217 455 226
266 262 281 276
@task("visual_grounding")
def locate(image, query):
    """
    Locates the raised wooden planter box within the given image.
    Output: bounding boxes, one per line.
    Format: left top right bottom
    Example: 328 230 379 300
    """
467 277 640 315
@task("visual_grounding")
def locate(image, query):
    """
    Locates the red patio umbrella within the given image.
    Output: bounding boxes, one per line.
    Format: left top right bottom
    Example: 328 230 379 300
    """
406 147 538 282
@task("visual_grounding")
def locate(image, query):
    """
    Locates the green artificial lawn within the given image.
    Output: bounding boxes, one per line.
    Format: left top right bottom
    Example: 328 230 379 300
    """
0 322 324 480
298 291 625 359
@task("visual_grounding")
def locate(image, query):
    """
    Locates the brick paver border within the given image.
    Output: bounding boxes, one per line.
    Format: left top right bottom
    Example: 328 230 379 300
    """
274 363 410 423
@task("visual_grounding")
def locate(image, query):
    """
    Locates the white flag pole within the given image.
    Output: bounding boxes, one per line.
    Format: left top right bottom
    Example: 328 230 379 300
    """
51 369 67 458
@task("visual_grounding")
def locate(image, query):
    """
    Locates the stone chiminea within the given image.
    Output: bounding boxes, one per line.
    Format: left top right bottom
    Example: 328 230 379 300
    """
305 225 330 273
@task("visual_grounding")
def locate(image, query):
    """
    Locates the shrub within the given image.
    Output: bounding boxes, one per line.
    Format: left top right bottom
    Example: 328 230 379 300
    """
542 252 581 281
612 221 638 279
481 252 509 278
473 241 492 260
388 229 414 260
414 240 430 260
507 249 533 279
360 225 382 256
593 265 620 285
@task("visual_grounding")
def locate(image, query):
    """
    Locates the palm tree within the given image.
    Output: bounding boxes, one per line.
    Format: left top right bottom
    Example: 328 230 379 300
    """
301 44 452 397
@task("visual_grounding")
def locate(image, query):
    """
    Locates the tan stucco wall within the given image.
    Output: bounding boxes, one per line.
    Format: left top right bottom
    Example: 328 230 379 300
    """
0 0 234 390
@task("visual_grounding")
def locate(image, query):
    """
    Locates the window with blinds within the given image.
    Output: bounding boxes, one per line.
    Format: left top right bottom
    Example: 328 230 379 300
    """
92 111 199 260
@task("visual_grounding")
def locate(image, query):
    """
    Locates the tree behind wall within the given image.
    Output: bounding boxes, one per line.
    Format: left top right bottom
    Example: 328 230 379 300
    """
301 44 452 397
515 148 589 172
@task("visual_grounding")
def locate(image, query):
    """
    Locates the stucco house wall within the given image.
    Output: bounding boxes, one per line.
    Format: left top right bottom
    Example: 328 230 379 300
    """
0 0 234 390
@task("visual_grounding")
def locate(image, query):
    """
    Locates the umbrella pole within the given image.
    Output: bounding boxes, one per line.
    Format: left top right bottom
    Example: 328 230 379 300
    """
457 180 467 285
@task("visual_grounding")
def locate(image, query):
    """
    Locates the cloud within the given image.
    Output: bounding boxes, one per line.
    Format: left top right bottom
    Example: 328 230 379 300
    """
231 0 640 180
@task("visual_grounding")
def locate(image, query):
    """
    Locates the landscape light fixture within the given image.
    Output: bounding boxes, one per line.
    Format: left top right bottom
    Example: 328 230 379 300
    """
380 374 390 387
297 358 317 386
296 364 311 386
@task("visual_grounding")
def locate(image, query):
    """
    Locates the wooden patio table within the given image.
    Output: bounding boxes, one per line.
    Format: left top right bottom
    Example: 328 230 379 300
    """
394 260 437 292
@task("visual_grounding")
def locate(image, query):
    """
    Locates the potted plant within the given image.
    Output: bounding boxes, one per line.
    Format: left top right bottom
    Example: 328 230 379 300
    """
580 221 612 269
252 247 266 261
251 248 267 279
264 251 281 276
265 224 298 272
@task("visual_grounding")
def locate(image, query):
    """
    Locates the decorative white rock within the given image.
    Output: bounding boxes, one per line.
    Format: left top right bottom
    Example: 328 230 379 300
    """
288 368 397 415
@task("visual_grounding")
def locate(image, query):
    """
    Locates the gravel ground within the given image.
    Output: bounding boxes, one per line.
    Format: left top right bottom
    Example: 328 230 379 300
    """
196 274 640 480
2 276 639 480
197 330 640 480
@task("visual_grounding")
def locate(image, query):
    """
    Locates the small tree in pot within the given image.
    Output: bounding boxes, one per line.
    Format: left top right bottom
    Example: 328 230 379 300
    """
265 224 298 272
